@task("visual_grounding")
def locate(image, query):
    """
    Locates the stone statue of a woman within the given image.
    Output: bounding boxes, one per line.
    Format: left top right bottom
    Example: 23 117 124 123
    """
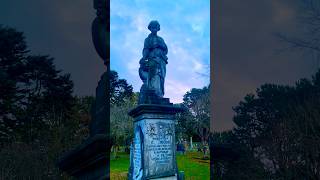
139 20 168 98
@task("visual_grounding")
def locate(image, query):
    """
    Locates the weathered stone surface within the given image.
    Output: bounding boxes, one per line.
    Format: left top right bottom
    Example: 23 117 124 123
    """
133 117 176 179
92 0 109 63
129 20 185 180
139 20 168 99
58 69 110 179
150 175 178 180
133 126 144 179
128 104 184 180
90 71 109 136
58 65 110 179
138 89 171 105
129 104 183 118
57 134 109 180
58 1 110 179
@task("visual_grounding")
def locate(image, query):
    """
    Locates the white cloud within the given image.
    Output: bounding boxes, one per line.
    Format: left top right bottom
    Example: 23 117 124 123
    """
191 23 204 34
111 0 210 101
193 60 204 71
131 13 151 32
127 58 139 75
165 79 190 103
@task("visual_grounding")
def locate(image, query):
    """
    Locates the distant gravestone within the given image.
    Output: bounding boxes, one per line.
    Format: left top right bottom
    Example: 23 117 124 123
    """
128 21 185 180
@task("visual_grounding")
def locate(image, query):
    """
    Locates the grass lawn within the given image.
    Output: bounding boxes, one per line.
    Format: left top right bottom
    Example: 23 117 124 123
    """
110 151 210 180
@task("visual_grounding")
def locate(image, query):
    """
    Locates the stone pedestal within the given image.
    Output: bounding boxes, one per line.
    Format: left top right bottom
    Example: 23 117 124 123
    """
128 103 184 180
58 134 109 180
58 71 110 179
58 1 110 179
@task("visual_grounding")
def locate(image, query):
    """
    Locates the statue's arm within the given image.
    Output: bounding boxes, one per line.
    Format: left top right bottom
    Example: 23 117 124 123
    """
163 40 168 55
159 38 168 54
141 38 149 61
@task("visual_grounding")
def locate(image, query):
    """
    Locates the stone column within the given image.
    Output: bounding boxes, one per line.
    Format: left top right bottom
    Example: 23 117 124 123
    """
57 72 109 180
57 0 110 179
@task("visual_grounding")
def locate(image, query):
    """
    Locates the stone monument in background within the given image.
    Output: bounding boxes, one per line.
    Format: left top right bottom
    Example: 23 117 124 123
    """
128 20 184 180
58 0 110 179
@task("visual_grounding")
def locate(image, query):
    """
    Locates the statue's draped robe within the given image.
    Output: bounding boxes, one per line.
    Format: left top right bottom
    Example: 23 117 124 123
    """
142 33 168 97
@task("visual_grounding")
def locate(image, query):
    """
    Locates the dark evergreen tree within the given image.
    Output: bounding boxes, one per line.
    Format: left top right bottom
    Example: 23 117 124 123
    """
229 69 320 179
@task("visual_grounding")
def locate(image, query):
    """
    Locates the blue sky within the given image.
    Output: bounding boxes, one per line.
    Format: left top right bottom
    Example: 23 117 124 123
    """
110 0 210 103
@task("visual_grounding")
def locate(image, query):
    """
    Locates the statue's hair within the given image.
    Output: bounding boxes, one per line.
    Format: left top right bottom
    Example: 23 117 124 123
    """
148 20 160 31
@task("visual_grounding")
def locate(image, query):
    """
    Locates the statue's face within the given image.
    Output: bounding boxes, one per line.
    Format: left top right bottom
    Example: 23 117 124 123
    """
150 26 158 34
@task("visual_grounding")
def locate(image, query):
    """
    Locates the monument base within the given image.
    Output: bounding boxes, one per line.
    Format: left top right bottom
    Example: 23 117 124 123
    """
150 174 178 180
128 103 184 180
58 134 109 180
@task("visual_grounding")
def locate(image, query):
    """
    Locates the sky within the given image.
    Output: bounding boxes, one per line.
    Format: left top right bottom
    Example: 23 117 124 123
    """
212 0 319 131
0 1 105 97
110 0 210 103
0 1 318 132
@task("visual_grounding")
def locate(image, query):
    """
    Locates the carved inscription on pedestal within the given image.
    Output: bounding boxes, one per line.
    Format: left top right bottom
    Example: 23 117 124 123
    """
145 121 175 177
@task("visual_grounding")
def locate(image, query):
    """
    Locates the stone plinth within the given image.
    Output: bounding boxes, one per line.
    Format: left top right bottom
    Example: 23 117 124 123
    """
58 71 110 179
58 0 110 179
58 134 109 180
128 104 184 180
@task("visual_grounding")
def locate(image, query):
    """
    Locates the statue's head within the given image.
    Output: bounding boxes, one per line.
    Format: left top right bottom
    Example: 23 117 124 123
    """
148 20 160 34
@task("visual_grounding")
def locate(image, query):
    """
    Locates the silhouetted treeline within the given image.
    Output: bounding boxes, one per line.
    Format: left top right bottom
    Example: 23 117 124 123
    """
212 70 320 179
0 25 93 179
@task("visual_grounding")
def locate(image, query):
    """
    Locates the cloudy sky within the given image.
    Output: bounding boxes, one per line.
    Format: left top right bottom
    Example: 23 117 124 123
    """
213 0 319 131
1 1 318 132
0 1 105 97
110 0 210 103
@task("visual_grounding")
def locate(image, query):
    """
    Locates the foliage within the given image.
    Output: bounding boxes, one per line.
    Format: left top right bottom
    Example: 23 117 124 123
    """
0 25 75 144
110 93 137 150
0 25 29 142
211 131 269 179
176 86 210 145
110 70 133 105
109 70 135 154
212 69 320 179
0 25 92 179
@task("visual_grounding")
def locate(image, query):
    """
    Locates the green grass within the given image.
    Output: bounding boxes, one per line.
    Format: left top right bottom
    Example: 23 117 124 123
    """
110 152 130 179
110 151 210 180
177 152 210 179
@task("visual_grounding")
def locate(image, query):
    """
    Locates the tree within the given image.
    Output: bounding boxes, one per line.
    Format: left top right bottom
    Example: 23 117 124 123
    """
0 25 80 178
210 131 269 180
110 70 133 105
65 96 94 145
210 70 320 179
180 86 210 146
20 55 74 142
109 70 135 156
0 25 75 144
231 69 320 179
110 93 137 154
175 110 195 140
0 25 29 142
